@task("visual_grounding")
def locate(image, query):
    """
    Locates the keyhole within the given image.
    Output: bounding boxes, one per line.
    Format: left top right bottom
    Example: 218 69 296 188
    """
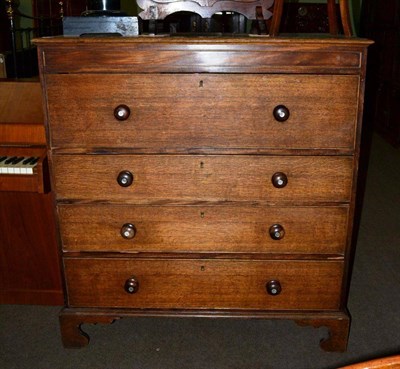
200 161 204 168
199 80 204 88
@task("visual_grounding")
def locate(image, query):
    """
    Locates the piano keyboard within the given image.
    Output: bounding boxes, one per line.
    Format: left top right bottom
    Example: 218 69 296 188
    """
0 156 39 175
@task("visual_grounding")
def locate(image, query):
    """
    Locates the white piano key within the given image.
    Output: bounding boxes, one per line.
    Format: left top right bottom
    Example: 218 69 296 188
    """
0 156 9 173
25 166 34 174
0 156 38 175
23 158 39 175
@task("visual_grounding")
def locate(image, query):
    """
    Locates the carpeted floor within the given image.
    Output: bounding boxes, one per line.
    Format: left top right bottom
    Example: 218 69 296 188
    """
1 133 399 369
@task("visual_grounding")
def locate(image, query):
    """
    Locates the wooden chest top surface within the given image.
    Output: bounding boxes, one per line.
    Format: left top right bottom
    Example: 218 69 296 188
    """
34 36 372 74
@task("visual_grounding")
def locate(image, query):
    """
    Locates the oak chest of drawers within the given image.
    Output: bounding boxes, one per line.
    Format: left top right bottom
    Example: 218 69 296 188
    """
35 36 371 351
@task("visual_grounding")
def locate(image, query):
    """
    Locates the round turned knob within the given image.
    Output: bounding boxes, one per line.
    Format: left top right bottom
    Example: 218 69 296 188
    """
124 276 139 294
266 280 282 296
273 105 290 122
271 172 288 188
117 171 134 187
114 104 131 121
269 224 285 240
121 223 136 239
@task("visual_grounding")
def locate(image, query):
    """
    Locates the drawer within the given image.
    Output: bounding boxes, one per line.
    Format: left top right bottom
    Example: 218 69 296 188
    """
58 204 349 255
46 74 359 151
64 257 343 310
52 154 353 203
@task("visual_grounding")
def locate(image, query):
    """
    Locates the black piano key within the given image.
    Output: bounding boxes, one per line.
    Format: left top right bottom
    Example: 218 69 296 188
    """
30 157 40 165
12 157 25 165
22 156 35 165
4 156 17 164
0 156 8 163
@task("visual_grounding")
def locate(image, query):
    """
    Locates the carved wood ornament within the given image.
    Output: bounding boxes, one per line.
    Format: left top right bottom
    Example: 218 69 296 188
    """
137 0 274 20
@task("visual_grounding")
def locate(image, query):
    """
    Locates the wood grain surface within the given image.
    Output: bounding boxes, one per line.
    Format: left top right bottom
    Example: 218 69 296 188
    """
51 154 353 203
46 74 359 151
58 204 349 254
64 257 343 310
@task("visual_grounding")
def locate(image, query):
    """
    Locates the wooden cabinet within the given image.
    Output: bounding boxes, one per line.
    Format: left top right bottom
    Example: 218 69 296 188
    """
0 81 63 306
35 36 371 351
0 191 63 305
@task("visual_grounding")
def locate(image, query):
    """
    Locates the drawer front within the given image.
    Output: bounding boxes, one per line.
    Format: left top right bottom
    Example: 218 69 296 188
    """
59 204 349 254
52 155 353 203
64 258 343 310
46 74 359 151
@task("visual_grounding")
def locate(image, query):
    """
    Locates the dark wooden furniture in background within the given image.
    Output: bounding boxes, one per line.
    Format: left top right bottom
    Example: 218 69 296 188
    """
280 2 338 34
0 80 63 305
361 0 400 147
35 35 371 350
268 0 353 36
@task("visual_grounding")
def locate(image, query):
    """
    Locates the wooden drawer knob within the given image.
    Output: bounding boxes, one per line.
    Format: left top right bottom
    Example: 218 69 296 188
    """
271 172 288 188
124 276 139 294
114 104 131 121
273 105 290 122
266 280 282 296
121 223 136 239
117 170 134 187
269 224 285 240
